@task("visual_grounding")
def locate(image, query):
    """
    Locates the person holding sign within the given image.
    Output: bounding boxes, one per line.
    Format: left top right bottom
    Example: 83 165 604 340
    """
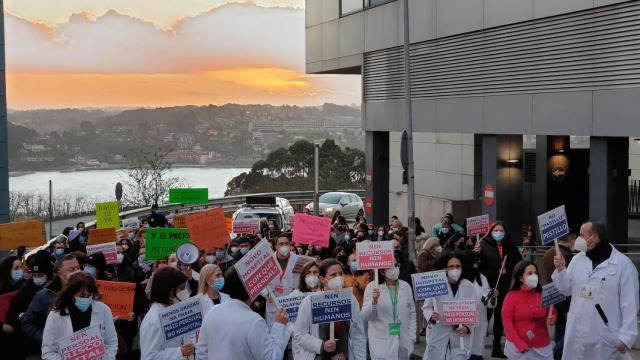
293 258 366 360
41 272 118 359
422 251 476 360
266 234 300 327
464 251 496 360
361 252 416 359
502 260 556 359
197 264 230 314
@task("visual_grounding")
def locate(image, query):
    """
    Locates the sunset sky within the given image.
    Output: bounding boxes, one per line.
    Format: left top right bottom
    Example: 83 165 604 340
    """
3 0 361 109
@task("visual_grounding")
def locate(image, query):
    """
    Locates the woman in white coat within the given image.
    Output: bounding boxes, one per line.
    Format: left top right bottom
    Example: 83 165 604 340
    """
293 258 367 360
139 267 194 360
41 272 118 360
362 252 416 360
465 251 497 360
423 251 476 360
197 264 230 314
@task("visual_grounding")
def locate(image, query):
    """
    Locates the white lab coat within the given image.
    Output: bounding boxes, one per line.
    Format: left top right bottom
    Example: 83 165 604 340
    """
422 279 476 360
552 245 639 360
361 280 416 360
266 254 300 327
140 302 184 360
293 292 367 360
196 298 290 360
200 292 230 315
41 301 118 360
470 274 494 356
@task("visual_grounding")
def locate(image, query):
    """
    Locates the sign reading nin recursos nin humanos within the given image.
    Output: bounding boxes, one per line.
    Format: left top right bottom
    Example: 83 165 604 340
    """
311 289 352 325
356 241 395 270
537 205 569 245
411 270 449 300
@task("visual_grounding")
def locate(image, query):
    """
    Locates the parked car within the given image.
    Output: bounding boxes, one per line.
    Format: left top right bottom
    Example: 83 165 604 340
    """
305 192 364 221
232 196 291 233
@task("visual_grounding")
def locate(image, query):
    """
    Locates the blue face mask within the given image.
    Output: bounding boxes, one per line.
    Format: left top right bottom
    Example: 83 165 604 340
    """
11 270 23 282
33 277 47 287
350 261 358 274
84 266 97 277
74 296 93 312
441 228 450 234
240 248 249 255
368 230 374 236
53 249 64 258
215 251 225 260
213 278 225 291
492 231 505 242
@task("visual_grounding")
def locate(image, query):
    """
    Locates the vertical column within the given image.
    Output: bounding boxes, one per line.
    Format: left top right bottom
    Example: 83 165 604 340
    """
533 135 548 218
365 131 389 226
0 1 9 224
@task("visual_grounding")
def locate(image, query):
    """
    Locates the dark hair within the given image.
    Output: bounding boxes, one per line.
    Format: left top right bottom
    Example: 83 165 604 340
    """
377 251 402 284
54 272 100 315
0 255 19 286
298 261 320 292
54 254 77 272
510 260 542 292
149 267 189 305
331 246 345 259
462 250 482 286
221 266 249 301
319 258 343 277
62 227 74 237
76 222 85 228
434 250 465 275
483 221 508 242
356 223 368 233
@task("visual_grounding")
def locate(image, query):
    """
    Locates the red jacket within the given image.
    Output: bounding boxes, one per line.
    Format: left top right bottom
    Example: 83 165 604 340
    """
501 287 555 352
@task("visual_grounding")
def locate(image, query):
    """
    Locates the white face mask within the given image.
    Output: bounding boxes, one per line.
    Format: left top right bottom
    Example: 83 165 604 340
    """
327 276 344 290
278 246 290 257
447 269 461 282
574 236 588 252
434 246 442 253
176 288 190 302
305 275 319 289
115 253 124 265
169 261 178 268
205 255 215 264
524 274 538 289
385 267 400 281
378 231 384 237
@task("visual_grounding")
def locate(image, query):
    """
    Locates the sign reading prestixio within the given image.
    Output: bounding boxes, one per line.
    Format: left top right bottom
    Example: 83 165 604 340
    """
356 241 395 270
57 325 106 360
441 300 478 325
235 240 281 300
541 283 566 308
537 205 569 245
411 270 449 300
159 296 204 344
466 214 490 237
311 289 352 324
277 293 309 322
169 188 209 204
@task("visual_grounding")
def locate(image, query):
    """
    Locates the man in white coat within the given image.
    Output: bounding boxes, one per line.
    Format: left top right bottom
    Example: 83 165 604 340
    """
266 234 299 326
552 220 639 360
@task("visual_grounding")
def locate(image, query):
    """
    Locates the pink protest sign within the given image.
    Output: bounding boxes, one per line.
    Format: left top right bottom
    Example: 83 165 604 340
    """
466 214 490 237
235 240 281 300
58 325 106 360
441 300 478 325
233 218 260 234
86 242 118 264
291 214 331 247
356 241 395 270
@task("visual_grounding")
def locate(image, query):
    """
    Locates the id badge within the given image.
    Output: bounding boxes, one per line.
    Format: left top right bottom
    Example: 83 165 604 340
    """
331 353 346 360
580 284 594 299
388 322 401 336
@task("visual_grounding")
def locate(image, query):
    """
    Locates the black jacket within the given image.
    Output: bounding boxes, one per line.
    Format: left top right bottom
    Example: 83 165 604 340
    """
478 236 522 291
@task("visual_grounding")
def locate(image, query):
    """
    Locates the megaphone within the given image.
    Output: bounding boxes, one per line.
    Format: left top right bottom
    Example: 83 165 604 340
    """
176 242 200 265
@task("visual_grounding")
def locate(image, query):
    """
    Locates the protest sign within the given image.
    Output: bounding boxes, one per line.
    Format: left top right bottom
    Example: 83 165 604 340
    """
441 300 478 325
292 255 316 274
311 289 352 324
466 214 490 237
88 228 116 245
159 296 204 344
411 270 449 300
537 205 569 245
169 188 209 204
291 214 332 247
121 218 139 230
184 208 229 250
356 241 395 270
58 325 105 360
225 217 233 234
232 218 260 234
95 201 120 229
0 291 18 323
0 219 46 250
145 228 191 260
171 214 187 228
97 280 135 319
86 242 118 264
542 283 566 308
277 292 309 322
235 240 281 300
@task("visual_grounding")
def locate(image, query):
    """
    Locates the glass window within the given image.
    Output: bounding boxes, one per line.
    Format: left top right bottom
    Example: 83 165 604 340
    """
320 193 343 204
341 0 364 15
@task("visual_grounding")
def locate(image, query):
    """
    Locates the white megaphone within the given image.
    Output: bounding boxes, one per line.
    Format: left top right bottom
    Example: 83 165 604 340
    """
176 242 200 265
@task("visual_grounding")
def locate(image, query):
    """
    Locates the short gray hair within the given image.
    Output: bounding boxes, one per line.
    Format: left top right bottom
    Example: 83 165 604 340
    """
54 254 76 272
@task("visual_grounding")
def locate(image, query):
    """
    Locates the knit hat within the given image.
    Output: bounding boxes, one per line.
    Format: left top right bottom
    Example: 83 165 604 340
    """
86 252 108 273
30 250 54 276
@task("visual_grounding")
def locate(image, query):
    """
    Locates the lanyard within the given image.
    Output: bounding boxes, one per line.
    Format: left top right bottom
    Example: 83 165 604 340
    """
388 285 398 322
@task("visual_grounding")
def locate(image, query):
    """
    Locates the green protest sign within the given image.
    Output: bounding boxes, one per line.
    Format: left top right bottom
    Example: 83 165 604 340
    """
95 201 120 229
145 228 191 260
169 188 209 204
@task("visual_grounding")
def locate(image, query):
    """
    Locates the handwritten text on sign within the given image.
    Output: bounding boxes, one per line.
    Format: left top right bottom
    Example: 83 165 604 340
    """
537 205 569 245
277 293 309 322
184 208 229 250
441 300 478 325
159 296 203 344
291 214 332 248
95 201 120 229
311 289 352 324
86 242 118 264
542 283 566 308
356 241 395 270
232 218 260 234
235 240 281 300
466 214 490 237
58 325 105 360
97 280 135 319
145 228 191 260
411 270 449 300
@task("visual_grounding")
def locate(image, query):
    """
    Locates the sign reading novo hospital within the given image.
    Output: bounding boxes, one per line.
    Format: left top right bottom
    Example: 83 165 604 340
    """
356 241 395 270
411 270 449 300
159 296 204 344
58 325 105 360
235 240 281 300
311 289 352 325
441 300 478 325
537 205 569 245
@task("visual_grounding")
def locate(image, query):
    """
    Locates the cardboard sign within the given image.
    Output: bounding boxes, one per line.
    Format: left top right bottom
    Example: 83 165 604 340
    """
232 218 260 234
96 280 135 319
184 208 230 250
310 289 352 324
159 296 204 344
171 214 187 228
411 270 449 300
58 325 106 360
145 228 191 260
537 205 570 245
121 218 139 230
95 201 120 229
0 219 46 250
235 240 281 300
86 242 118 264
277 292 309 322
0 291 18 323
356 241 395 270
291 214 332 247
441 300 478 325
169 188 209 204
542 283 566 308
292 255 316 274
466 214 490 237
88 228 116 245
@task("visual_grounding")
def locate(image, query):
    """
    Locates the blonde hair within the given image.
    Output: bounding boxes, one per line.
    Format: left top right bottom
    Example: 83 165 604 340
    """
423 237 441 251
198 264 221 295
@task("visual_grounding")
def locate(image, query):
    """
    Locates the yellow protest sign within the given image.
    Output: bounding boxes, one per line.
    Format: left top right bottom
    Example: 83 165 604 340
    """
95 201 120 229
0 219 46 250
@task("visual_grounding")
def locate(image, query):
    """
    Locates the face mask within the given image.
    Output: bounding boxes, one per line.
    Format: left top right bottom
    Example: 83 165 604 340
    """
388 230 394 235
122 244 129 251
213 278 225 291
215 251 225 260
84 266 97 277
368 230 374 236
176 288 190 302
344 235 351 242
447 269 462 282
278 246 290 257
385 267 400 281
33 276 47 287
66 270 80 280
434 246 443 253
296 247 303 254
10 270 23 282
350 261 358 274
138 257 152 272
268 225 275 230
230 246 239 254
327 276 344 290
54 248 64 257
115 254 124 265
492 231 505 242
524 274 538 289
205 255 215 264
574 236 588 252
378 231 384 237
169 261 178 268
240 248 249 255
305 275 319 289
74 297 93 312
441 228 450 234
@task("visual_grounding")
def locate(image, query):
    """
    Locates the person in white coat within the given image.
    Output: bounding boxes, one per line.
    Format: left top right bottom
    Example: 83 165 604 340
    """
552 221 639 360
197 264 230 314
422 251 476 360
464 251 497 360
139 267 194 360
267 234 300 327
361 252 416 360
293 258 367 360
196 265 290 360
41 272 118 360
